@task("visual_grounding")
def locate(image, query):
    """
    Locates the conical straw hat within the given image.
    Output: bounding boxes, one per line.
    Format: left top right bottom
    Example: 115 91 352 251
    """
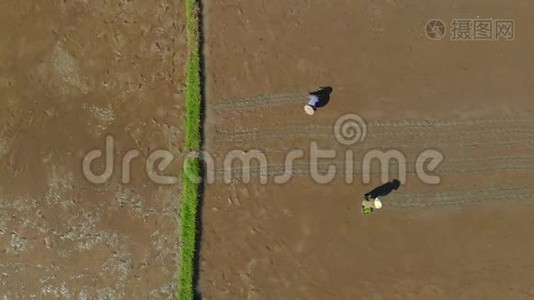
374 198 382 209
304 105 315 115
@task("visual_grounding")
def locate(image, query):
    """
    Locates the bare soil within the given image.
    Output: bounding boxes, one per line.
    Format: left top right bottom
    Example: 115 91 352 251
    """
200 0 534 299
0 1 185 298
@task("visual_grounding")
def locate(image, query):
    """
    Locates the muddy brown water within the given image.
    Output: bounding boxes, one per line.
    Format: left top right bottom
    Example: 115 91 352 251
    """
1 1 185 298
200 0 534 299
3 0 534 298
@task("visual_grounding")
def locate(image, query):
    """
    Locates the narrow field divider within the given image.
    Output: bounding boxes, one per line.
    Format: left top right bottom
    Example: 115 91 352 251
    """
178 0 202 299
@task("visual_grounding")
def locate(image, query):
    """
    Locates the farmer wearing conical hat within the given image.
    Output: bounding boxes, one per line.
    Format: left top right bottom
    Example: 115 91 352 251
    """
362 179 401 214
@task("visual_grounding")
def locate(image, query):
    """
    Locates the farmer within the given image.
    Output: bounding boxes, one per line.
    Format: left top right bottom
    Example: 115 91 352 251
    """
304 93 320 115
304 87 333 115
362 179 401 213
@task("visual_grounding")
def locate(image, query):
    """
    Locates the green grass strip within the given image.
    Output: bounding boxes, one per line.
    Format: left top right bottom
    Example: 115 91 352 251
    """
178 0 202 299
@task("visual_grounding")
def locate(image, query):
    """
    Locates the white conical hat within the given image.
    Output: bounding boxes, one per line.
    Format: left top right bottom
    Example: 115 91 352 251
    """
304 105 315 115
374 198 382 209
